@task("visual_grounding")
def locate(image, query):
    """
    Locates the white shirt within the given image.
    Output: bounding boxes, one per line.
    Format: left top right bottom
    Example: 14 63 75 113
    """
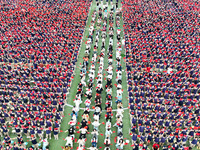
117 84 122 89
91 131 99 136
167 68 173 74
77 139 85 146
68 120 76 126
108 65 113 71
80 128 87 134
92 121 100 127
72 114 77 122
105 129 112 136
106 88 112 95
95 107 101 113
100 57 104 63
65 136 72 141
93 114 99 121
84 99 91 105
116 51 120 58
117 29 121 35
117 108 124 115
106 121 111 129
88 147 98 150
122 39 125 45
77 146 84 150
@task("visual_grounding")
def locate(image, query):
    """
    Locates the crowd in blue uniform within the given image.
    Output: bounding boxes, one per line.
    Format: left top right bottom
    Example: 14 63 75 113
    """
0 0 91 149
123 0 200 149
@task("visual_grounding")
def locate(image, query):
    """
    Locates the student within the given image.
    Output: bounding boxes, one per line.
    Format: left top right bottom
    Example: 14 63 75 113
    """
53 127 59 140
64 136 73 148
105 128 112 138
77 137 85 149
17 135 24 146
80 119 88 129
65 126 76 138
79 127 88 139
91 137 97 147
104 137 110 147
92 120 101 131
37 126 43 140
4 135 11 146
31 136 38 149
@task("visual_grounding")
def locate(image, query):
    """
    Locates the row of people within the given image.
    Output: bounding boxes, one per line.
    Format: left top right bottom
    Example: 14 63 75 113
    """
64 8 99 150
88 5 109 150
81 9 102 150
104 10 114 150
114 10 127 150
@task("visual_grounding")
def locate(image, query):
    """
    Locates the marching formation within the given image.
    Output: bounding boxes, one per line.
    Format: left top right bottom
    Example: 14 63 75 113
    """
123 0 200 149
0 0 91 149
2 0 198 149
63 1 129 149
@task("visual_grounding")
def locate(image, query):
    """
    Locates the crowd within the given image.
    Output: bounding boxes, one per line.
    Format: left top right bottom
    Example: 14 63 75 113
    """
94 2 127 150
3 0 198 149
64 6 100 150
63 1 128 149
123 0 200 149
104 6 114 150
0 0 91 149
77 9 100 150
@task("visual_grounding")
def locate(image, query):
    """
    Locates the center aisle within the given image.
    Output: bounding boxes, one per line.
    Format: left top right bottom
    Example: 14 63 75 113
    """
56 0 132 150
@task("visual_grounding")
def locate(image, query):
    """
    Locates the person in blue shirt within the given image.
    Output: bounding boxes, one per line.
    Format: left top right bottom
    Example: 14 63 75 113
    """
31 136 38 149
190 137 198 147
4 135 11 145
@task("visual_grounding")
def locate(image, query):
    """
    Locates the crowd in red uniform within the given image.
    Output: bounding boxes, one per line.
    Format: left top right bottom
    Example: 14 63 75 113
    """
0 0 91 149
123 0 200 149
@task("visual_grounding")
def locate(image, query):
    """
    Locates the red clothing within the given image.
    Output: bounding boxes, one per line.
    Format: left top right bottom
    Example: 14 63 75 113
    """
153 143 159 150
